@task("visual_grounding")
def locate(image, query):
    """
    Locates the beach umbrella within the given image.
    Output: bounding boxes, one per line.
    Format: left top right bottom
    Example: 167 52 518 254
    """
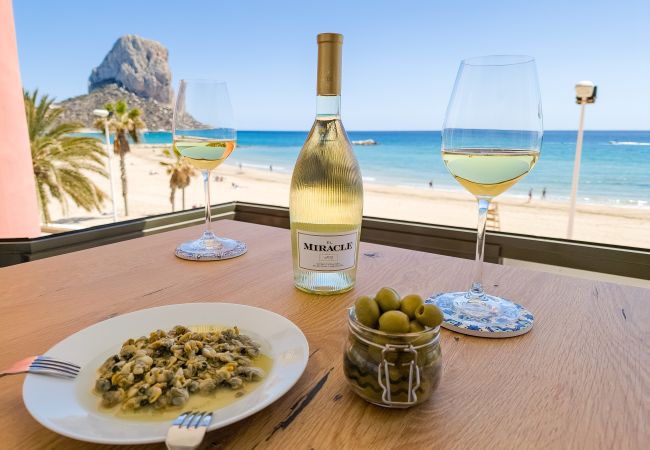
93 109 118 222
567 81 597 239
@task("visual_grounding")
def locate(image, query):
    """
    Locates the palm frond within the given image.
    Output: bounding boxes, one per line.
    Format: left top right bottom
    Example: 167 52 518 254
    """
24 89 109 220
128 108 142 118
115 100 127 115
47 122 85 140
160 145 196 209
58 168 106 211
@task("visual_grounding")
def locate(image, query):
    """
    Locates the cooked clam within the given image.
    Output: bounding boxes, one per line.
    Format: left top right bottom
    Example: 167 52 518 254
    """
94 325 264 412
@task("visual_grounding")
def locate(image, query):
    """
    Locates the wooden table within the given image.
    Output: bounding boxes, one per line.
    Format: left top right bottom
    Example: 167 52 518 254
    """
1 220 648 449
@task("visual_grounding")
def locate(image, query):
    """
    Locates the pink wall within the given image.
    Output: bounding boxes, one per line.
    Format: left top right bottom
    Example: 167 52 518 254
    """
0 0 41 238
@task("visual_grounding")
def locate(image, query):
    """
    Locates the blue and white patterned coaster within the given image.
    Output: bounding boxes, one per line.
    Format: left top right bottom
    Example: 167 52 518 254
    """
427 293 534 338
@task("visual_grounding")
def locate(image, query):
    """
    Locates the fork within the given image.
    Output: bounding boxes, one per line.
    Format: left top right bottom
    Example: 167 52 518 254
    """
0 355 80 379
166 410 213 450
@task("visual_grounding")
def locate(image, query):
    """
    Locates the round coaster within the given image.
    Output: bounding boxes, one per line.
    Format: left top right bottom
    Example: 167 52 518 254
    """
175 239 247 261
427 292 534 338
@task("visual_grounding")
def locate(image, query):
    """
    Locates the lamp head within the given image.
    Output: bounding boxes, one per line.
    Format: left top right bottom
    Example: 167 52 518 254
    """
575 81 597 104
93 109 109 118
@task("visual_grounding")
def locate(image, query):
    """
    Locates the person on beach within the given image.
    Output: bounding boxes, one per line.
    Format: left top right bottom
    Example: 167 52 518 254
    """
269 164 273 172
528 188 533 203
542 187 547 200
429 180 433 188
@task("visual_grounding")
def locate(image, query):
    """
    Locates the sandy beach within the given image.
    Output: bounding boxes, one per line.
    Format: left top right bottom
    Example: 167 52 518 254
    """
47 144 650 250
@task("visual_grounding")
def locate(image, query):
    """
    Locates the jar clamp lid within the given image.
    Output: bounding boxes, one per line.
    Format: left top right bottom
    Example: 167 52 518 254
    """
347 308 440 407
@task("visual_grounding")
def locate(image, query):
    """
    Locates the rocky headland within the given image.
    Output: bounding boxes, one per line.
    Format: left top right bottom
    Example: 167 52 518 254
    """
57 35 174 130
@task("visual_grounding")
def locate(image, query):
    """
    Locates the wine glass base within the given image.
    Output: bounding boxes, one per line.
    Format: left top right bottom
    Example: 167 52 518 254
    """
175 232 247 261
427 292 534 338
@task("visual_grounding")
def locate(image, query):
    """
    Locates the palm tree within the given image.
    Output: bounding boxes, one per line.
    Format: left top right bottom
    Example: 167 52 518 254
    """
93 100 145 216
25 90 107 224
160 146 196 211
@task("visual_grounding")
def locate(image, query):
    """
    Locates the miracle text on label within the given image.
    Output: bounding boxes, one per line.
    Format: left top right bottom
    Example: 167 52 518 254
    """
303 240 354 252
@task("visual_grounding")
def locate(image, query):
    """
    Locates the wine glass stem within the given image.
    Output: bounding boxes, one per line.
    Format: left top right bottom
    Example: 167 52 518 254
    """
203 170 212 233
470 198 490 297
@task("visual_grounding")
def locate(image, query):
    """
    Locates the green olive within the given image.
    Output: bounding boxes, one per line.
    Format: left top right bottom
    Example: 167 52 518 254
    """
400 294 424 319
375 287 401 312
388 366 402 382
413 332 433 347
378 310 410 333
415 304 444 328
369 345 397 364
409 320 425 333
417 346 439 366
348 343 371 369
354 295 380 328
368 335 399 363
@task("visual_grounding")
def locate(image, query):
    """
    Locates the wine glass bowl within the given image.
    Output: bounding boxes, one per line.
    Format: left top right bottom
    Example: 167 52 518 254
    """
172 80 246 261
431 55 542 338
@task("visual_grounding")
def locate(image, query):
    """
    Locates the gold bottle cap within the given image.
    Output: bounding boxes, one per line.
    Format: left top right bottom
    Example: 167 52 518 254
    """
317 33 344 44
317 33 343 96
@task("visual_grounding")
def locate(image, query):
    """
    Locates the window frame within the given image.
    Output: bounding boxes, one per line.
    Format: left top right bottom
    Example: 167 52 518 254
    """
1 202 648 280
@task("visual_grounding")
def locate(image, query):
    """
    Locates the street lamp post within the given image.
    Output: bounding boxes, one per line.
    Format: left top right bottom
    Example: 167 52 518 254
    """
93 109 118 222
567 81 597 239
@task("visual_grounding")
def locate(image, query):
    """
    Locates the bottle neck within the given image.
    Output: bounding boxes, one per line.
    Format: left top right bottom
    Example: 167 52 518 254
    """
316 95 341 119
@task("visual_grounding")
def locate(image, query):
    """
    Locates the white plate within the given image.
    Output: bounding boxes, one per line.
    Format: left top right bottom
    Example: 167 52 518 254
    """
22 303 309 445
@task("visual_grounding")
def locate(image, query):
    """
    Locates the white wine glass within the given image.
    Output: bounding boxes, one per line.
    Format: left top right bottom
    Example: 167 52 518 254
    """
431 55 543 337
172 79 246 260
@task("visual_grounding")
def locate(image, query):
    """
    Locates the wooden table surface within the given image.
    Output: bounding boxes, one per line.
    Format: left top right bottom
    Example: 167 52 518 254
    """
1 220 648 450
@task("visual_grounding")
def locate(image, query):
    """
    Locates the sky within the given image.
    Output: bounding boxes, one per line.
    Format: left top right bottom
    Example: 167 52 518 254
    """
12 0 650 131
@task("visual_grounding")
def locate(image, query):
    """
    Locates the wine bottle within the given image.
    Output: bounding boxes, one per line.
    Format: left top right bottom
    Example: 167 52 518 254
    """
289 33 364 295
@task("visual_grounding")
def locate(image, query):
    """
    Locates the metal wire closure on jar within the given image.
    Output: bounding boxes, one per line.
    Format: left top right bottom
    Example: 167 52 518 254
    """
356 333 437 406
344 308 442 408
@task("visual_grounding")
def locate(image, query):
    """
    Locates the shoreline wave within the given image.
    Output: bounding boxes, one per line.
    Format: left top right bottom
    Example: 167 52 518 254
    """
609 141 650 146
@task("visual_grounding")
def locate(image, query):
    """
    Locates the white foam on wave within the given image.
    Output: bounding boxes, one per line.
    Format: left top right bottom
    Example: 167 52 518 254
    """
230 162 287 171
362 177 376 182
609 141 650 146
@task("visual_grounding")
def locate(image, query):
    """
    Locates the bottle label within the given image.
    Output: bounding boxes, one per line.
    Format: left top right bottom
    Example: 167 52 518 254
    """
297 230 358 272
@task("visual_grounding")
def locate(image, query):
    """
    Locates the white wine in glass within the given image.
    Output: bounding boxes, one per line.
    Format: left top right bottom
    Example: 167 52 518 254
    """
441 148 539 197
172 80 246 261
431 55 543 338
174 137 236 170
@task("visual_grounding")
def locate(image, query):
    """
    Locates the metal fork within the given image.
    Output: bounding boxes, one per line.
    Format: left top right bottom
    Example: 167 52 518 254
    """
166 410 213 450
0 355 80 379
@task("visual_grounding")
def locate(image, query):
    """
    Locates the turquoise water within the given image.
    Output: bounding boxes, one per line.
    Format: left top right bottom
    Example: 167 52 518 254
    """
85 130 650 207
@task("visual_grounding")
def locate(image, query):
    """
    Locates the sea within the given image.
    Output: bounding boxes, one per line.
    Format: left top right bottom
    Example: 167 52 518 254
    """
85 130 650 207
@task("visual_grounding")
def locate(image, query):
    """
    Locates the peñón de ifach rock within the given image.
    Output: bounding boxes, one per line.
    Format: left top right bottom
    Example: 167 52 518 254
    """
89 35 172 104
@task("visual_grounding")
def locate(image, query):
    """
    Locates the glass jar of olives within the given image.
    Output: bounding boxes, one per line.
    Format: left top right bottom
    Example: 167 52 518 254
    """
343 307 442 408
